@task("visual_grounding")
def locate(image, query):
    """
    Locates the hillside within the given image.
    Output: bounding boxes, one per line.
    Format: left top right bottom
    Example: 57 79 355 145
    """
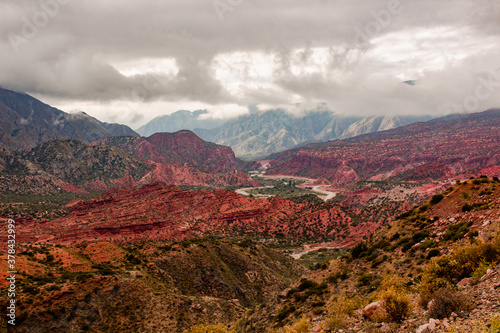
0 240 305 332
0 132 258 196
5 177 500 333
236 176 500 332
0 140 150 195
0 87 138 150
96 131 243 171
265 109 500 185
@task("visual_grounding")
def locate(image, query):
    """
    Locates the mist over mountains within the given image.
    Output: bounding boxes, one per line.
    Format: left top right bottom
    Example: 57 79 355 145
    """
138 109 432 159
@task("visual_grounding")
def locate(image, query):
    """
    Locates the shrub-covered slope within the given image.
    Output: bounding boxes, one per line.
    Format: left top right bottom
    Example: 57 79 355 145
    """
236 177 500 332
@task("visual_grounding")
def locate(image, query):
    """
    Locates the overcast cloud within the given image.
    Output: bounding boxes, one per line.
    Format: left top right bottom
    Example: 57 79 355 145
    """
1 0 500 127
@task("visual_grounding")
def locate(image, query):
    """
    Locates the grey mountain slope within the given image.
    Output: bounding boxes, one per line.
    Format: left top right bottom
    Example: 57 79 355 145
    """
0 87 138 150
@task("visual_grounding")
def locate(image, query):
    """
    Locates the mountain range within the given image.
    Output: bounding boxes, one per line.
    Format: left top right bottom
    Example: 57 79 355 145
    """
0 87 138 151
0 131 256 195
2 87 500 332
137 109 432 159
5 176 500 332
264 109 500 185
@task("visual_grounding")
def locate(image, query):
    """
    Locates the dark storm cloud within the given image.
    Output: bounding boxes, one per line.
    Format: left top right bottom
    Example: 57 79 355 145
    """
1 0 500 121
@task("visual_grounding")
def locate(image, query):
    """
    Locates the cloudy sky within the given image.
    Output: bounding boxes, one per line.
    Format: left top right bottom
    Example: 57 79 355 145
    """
1 0 500 128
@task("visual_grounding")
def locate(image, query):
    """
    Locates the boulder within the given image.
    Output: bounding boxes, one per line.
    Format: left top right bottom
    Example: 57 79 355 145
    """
363 301 388 322
457 278 471 288
416 323 430 333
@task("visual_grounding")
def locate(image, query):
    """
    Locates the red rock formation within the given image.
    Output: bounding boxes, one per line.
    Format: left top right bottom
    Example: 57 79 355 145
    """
23 183 407 247
93 131 258 188
266 110 500 185
96 130 242 172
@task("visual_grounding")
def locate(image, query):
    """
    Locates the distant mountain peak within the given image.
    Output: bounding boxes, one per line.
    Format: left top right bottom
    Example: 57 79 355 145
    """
0 87 138 150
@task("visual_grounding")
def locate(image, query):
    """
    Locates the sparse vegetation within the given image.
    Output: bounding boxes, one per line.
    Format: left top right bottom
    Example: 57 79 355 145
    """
422 288 473 319
419 238 500 295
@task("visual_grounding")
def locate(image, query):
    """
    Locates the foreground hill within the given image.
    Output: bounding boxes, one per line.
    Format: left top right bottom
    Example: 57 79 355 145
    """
0 240 305 332
236 176 500 332
9 182 406 247
0 87 138 150
265 109 500 184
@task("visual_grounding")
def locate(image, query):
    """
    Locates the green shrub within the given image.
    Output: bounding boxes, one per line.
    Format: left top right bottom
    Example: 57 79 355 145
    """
412 232 429 243
443 221 472 241
430 194 444 205
390 233 401 241
479 188 493 196
462 203 473 212
312 301 325 307
297 279 317 291
351 242 368 259
330 294 364 317
373 239 391 251
293 293 309 302
382 291 410 323
312 308 324 315
471 260 490 282
76 273 94 283
419 239 500 296
376 275 411 323
423 288 473 319
419 204 430 212
371 255 388 268
490 314 500 333
276 306 296 321
321 315 345 331
357 273 372 287
419 239 435 251
426 249 440 260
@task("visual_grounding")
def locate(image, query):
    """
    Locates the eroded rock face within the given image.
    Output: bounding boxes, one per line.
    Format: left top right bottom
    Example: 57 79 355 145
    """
19 182 406 246
96 131 242 172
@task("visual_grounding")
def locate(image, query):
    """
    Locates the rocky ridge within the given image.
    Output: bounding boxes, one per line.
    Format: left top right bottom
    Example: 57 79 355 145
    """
265 109 500 185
